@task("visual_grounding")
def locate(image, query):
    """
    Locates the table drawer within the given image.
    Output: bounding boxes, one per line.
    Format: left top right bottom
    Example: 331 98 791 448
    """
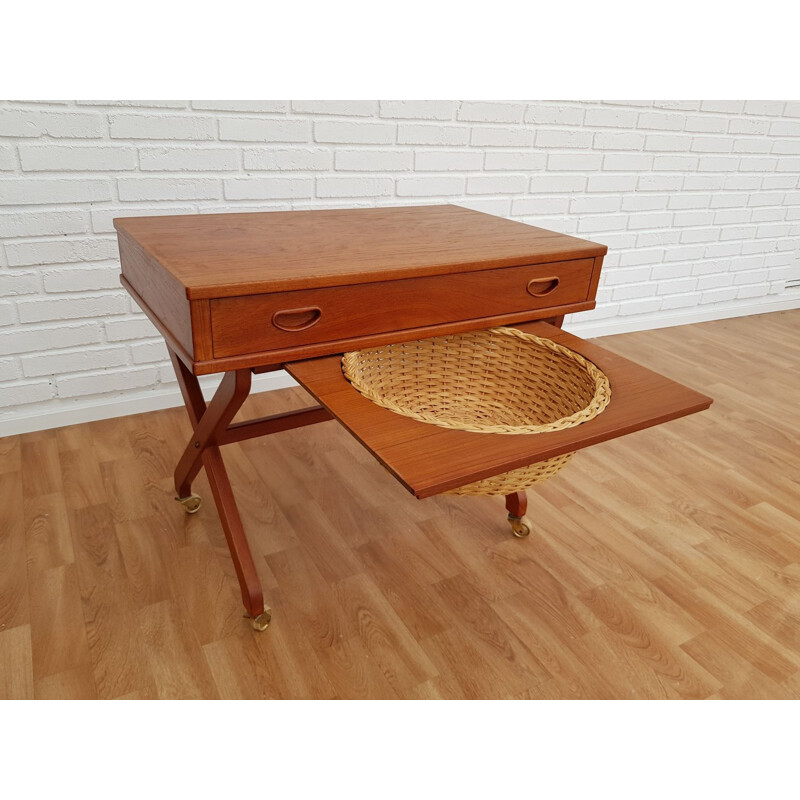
210 257 594 358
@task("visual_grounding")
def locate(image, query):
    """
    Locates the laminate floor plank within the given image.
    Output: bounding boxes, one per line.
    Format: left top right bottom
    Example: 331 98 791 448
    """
2 309 799 699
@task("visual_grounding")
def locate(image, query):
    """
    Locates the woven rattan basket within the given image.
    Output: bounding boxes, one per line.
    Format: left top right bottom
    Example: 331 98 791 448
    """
342 326 611 496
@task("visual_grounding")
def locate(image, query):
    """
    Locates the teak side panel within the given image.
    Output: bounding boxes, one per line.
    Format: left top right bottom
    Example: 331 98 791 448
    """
114 205 608 298
117 231 194 358
210 258 594 358
286 321 713 499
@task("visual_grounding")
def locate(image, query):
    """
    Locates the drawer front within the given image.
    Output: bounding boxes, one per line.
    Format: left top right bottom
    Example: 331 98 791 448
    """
210 258 594 358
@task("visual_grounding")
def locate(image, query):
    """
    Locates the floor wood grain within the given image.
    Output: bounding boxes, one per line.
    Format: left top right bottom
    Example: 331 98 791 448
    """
1 309 799 699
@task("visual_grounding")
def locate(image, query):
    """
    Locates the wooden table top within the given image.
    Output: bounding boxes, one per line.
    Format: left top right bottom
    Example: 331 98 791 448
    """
287 321 713 499
113 205 607 299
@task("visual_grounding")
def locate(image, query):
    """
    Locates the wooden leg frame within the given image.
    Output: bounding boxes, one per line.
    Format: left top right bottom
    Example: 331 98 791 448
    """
168 347 533 629
169 349 331 631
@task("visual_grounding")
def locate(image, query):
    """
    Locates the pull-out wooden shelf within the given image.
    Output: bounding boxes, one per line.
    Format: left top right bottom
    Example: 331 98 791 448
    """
287 321 712 498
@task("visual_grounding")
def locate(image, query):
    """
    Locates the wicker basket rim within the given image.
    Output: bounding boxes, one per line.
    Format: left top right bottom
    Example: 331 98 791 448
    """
342 326 611 436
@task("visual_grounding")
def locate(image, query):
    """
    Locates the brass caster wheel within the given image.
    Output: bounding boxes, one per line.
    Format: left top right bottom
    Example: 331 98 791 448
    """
248 608 272 632
176 494 202 514
508 514 532 538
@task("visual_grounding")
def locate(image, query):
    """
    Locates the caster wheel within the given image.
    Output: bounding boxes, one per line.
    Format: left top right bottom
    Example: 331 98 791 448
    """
249 608 272 632
176 494 202 514
508 514 532 538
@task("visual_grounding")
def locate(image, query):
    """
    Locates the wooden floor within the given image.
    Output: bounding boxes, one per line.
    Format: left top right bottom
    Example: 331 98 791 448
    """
2 310 800 699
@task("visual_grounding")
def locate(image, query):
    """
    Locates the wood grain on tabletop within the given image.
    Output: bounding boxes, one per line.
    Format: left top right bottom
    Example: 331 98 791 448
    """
113 205 607 298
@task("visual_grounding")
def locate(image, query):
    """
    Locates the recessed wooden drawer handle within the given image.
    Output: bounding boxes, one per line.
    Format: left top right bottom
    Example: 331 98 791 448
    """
272 306 323 332
526 277 560 297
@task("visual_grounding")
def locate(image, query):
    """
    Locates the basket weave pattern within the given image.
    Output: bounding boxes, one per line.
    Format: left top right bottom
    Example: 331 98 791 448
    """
342 326 611 496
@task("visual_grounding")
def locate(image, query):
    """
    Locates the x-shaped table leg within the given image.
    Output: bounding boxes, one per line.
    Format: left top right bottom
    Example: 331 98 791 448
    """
169 349 271 631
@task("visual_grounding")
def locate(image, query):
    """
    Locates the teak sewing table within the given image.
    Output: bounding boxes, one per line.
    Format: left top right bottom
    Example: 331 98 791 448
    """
115 205 711 631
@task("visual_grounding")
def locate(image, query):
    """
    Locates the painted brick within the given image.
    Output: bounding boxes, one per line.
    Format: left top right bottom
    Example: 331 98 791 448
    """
130 340 169 364
0 322 102 355
700 101 745 114
0 178 111 205
315 121 395 144
772 139 800 155
57 366 158 398
316 177 394 198
637 112 685 131
42 266 121 293
117 177 221 201
653 155 698 170
0 381 55 409
547 154 603 171
733 138 772 154
645 134 693 151
0 271 40 295
483 151 546 171
17 293 128 323
586 174 637 192
0 209 88 237
617 297 663 315
19 145 137 172
415 150 484 171
218 118 310 142
110 114 215 140
396 177 465 197
465 175 526 195
690 137 734 153
621 194 668 211
0 358 22 382
397 124 469 146
511 197 570 215
603 154 654 171
0 146 16 170
612 283 653 301
78 100 187 109
379 101 456 120
293 101 378 116
536 129 593 149
684 115 728 133
0 110 104 138
22 345 129 377
626 212 674 230
457 102 525 124
224 177 313 200
335 150 413 171
654 101 700 111
139 147 240 171
529 175 586 192
571 195 621 213
191 100 288 113
524 105 585 126
470 127 533 147
584 108 639 128
593 132 645 150
744 101 785 116
90 205 196 234
458 198 513 216
728 118 770 135
660 293 700 310
776 157 800 172
243 148 333 171
0 303 15 327
104 317 157 341
5 238 118 267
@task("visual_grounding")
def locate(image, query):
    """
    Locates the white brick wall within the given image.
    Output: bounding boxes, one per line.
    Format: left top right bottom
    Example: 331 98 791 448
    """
1 99 799 435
